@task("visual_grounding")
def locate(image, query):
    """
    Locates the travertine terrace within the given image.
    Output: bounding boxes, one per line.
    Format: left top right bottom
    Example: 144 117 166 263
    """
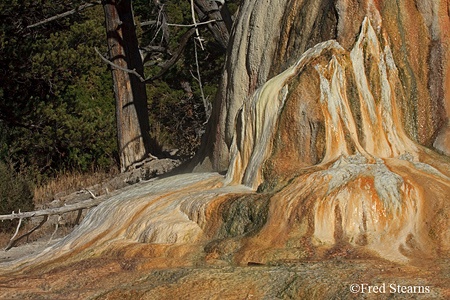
2 0 450 298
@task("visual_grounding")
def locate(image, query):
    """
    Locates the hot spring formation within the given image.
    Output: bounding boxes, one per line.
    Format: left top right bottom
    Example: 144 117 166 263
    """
3 16 450 277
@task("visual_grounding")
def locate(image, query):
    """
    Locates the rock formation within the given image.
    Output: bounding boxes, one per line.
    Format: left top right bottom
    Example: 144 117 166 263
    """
195 0 450 171
2 0 450 298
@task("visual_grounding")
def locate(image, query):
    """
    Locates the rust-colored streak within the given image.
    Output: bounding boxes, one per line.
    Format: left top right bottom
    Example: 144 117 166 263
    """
5 2 450 298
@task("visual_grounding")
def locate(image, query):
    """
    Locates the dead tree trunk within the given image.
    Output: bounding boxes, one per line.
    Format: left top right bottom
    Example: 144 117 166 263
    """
103 0 154 172
192 0 232 50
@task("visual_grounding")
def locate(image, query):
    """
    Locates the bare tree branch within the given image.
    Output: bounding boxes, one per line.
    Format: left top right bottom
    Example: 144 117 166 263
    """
148 18 218 82
5 216 49 251
191 40 211 122
5 213 22 250
151 0 169 45
140 20 157 27
192 0 231 50
75 209 83 225
96 24 199 84
191 0 205 50
94 47 146 82
141 19 216 28
85 188 97 199
47 216 61 246
27 1 102 29
167 19 217 28
140 19 216 64
140 45 169 54
0 196 105 221
148 27 196 82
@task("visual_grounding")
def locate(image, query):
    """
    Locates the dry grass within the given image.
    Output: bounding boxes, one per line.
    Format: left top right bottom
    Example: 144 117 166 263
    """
0 166 120 251
33 165 119 205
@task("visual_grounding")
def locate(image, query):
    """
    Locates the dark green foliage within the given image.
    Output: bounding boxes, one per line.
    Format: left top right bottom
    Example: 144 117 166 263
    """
0 160 34 232
0 0 241 184
0 2 117 176
139 0 239 155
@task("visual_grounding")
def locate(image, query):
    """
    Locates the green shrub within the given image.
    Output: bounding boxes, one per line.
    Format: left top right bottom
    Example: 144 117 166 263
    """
0 160 34 232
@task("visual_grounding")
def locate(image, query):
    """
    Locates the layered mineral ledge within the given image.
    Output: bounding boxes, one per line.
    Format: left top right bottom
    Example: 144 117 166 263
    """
2 3 450 299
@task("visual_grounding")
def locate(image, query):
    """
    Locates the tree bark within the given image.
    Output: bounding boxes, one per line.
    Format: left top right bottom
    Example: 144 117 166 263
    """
193 0 231 50
103 0 153 172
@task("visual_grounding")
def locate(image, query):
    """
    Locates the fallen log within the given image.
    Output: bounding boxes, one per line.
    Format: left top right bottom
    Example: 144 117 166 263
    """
1 189 104 251
0 191 102 221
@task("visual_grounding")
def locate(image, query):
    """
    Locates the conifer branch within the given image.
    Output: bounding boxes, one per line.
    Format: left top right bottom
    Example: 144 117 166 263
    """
27 1 102 29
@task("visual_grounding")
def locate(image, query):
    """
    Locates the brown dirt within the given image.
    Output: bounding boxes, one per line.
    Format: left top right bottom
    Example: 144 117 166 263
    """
0 239 61 264
1 256 450 299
